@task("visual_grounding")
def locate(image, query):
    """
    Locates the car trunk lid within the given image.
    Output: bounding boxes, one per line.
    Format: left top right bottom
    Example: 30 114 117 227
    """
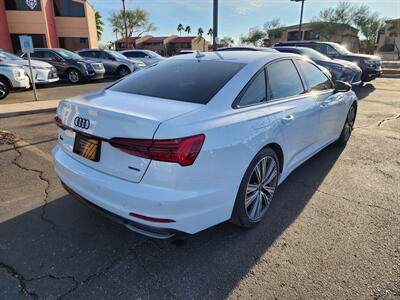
56 89 203 183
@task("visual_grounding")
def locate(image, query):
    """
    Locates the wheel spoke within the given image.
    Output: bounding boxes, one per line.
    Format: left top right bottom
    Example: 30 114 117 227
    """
260 191 271 207
263 167 277 186
249 194 260 219
254 164 262 183
246 183 258 195
262 185 275 196
245 191 258 208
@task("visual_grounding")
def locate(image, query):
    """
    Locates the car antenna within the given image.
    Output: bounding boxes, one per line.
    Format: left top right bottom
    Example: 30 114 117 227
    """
195 51 205 60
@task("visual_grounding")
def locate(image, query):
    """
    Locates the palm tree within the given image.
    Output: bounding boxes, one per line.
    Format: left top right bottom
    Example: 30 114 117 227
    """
177 24 184 36
185 26 191 36
95 11 104 41
207 28 213 42
197 27 204 37
121 0 129 48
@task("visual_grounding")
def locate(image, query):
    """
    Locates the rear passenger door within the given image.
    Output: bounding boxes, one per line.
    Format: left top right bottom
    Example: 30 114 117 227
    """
266 59 321 172
295 59 345 143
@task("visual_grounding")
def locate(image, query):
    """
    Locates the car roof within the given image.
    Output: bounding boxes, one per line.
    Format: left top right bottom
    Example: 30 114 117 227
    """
218 47 278 53
169 50 298 64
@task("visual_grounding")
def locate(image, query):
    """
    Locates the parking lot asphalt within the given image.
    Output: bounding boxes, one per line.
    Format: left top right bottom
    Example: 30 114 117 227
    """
0 78 399 299
0 78 115 105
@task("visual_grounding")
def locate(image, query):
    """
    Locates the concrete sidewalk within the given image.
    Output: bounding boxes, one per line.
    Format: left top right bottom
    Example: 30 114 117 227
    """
0 100 59 118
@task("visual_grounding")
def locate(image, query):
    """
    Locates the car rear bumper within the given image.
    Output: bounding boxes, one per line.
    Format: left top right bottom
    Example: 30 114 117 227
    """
53 145 232 236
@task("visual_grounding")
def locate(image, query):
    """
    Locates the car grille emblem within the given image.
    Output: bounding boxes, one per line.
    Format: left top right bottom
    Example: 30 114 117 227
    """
74 116 90 129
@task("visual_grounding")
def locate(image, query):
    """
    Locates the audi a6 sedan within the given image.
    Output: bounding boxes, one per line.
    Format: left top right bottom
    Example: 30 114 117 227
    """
53 51 358 238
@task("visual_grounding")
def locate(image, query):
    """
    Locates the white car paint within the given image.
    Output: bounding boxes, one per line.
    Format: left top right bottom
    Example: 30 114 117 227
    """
53 51 357 237
0 62 30 89
0 50 59 84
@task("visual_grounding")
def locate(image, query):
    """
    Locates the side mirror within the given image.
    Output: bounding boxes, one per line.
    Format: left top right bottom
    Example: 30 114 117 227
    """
334 80 352 93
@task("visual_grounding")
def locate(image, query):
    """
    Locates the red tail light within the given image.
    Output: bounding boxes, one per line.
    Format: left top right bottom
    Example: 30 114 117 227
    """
109 134 205 166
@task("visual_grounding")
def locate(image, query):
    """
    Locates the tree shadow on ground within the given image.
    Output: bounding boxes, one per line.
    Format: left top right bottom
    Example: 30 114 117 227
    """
0 144 344 299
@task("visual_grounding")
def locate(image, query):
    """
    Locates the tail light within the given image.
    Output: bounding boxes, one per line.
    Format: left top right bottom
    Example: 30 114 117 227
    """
109 134 205 166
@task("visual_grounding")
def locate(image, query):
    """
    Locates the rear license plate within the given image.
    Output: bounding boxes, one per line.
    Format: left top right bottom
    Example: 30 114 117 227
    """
73 134 101 162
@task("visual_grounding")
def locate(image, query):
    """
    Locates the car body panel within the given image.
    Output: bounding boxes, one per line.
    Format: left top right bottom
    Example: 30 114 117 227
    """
120 50 164 66
0 62 30 89
53 51 358 235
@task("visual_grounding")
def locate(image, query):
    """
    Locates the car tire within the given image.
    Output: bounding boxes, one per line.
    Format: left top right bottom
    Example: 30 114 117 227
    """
117 66 131 78
0 79 9 100
230 147 280 228
67 69 82 84
337 103 357 145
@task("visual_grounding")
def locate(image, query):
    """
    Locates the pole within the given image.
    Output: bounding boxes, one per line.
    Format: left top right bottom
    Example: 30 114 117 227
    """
212 0 218 51
298 0 305 40
27 52 38 101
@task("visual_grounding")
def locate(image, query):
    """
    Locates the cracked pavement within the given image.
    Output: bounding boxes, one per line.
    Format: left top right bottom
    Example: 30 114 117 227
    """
0 78 399 299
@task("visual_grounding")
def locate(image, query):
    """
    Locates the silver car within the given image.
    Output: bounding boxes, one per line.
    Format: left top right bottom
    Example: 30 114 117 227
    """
76 49 144 77
0 62 30 100
120 49 164 66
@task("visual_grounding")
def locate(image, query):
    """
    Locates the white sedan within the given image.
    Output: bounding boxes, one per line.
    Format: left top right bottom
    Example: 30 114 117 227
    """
53 51 357 238
0 50 59 85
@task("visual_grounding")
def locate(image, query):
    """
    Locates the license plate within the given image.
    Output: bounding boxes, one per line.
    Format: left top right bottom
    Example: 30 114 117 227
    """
73 134 101 162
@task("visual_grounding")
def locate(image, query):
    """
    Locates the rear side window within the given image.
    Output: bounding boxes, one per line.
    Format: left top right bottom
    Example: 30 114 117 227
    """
238 70 266 106
30 51 44 59
79 51 93 58
267 60 304 100
296 60 333 91
110 59 244 104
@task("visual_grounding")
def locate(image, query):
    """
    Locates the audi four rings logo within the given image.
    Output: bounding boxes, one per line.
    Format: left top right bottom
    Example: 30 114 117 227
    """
74 116 90 129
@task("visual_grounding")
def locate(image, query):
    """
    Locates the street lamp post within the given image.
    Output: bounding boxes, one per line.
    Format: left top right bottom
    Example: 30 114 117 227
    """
212 0 218 51
291 0 306 40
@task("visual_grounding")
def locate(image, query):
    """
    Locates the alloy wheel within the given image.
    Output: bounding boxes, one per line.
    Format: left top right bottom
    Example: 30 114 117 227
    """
0 82 8 99
119 67 130 77
245 155 278 222
69 70 80 83
343 105 356 141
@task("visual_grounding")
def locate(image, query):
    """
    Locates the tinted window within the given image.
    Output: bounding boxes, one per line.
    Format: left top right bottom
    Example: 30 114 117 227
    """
238 70 266 106
110 60 244 104
59 37 88 51
123 52 138 58
78 51 93 58
53 0 85 17
297 60 333 91
129 52 146 58
30 51 44 59
5 0 41 11
42 51 59 60
267 60 304 100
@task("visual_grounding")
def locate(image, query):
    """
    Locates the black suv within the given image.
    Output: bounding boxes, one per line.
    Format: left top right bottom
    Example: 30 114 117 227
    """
22 48 105 84
274 41 382 82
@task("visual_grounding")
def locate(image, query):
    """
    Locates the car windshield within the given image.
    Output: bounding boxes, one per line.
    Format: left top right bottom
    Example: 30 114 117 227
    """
106 50 127 60
110 59 245 104
56 49 82 60
330 43 351 55
299 48 331 62
0 50 22 61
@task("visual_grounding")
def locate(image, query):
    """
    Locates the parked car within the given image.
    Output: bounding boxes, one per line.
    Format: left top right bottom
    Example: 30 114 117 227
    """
273 41 382 82
0 49 59 85
273 46 362 86
120 49 164 66
0 62 30 99
22 48 105 84
218 47 278 53
76 49 143 77
53 51 357 238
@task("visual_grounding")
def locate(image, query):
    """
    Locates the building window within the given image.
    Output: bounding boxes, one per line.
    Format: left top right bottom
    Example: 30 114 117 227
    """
380 44 395 52
59 37 88 51
5 0 41 11
287 31 301 41
304 30 320 41
53 0 85 17
10 34 47 53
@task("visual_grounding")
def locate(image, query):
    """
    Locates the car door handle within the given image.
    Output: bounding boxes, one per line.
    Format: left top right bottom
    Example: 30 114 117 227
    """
282 115 294 123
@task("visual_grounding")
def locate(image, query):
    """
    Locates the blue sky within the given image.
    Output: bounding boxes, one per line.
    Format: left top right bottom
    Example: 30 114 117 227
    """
91 0 400 44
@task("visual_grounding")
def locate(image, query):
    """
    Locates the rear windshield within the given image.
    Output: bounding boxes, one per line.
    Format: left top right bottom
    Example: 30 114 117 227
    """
109 59 245 104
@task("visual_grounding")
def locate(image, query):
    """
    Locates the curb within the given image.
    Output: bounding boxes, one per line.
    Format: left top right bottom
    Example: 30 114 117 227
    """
0 107 57 118
0 100 59 118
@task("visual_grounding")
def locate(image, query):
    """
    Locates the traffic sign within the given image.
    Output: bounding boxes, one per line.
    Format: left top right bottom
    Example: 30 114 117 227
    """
19 35 34 54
